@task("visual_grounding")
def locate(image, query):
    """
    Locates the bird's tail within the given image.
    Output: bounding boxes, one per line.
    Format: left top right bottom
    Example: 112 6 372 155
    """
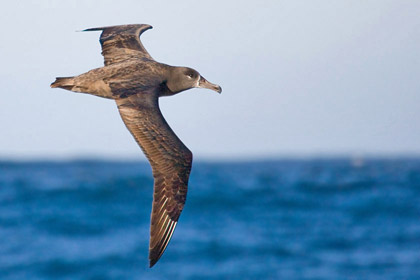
50 77 75 91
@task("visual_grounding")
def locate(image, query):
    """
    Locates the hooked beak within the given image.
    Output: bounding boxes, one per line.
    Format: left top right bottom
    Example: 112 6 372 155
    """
198 76 222 94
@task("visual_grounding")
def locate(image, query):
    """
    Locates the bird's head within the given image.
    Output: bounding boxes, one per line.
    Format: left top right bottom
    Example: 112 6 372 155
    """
166 67 222 94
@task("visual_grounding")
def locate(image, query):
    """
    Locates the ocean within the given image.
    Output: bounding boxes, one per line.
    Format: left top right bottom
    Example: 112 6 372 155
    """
0 159 419 279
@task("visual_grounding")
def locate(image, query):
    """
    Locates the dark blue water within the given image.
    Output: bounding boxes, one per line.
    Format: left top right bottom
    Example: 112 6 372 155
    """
1 159 420 279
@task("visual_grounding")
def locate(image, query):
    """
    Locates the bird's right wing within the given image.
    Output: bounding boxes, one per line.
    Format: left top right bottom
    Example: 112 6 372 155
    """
84 24 154 66
115 93 193 267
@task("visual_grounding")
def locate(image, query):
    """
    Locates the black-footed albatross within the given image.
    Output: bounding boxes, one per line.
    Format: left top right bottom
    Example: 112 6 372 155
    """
51 24 221 267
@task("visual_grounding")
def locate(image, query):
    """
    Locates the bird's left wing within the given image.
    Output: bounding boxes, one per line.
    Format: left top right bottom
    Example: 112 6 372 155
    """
84 24 154 66
115 92 192 267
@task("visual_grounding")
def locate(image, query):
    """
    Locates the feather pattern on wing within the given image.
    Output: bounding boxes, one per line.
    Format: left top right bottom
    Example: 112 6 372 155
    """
115 90 192 267
84 24 154 66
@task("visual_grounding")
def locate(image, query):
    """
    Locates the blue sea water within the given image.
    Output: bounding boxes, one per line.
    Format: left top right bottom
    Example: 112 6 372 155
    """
0 159 420 280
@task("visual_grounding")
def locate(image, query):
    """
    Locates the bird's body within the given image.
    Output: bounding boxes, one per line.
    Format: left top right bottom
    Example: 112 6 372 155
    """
51 24 221 267
55 59 182 98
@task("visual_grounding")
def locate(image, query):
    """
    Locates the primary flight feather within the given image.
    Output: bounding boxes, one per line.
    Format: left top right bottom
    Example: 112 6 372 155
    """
50 24 221 267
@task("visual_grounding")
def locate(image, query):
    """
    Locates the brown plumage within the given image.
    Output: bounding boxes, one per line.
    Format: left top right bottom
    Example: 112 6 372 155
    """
50 24 221 267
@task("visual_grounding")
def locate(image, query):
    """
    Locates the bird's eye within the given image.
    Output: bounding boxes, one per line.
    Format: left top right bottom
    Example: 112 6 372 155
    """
187 73 194 78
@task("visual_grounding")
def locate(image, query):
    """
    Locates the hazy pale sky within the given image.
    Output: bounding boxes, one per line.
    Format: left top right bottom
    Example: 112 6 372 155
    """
0 1 419 160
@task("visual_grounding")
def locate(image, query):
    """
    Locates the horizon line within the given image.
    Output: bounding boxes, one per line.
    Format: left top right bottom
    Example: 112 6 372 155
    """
1 153 420 163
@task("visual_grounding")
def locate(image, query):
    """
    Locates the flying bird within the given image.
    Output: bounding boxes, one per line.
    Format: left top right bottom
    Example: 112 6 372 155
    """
51 24 221 267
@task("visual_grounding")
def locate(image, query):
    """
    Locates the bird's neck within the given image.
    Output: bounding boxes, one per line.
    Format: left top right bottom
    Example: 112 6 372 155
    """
164 66 185 95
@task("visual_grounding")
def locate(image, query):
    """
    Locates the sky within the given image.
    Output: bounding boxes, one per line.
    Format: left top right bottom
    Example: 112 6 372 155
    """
0 1 419 160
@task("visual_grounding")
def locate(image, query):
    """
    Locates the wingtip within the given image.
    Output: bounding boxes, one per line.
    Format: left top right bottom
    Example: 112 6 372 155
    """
82 27 102 32
149 259 157 268
82 24 153 33
148 250 160 268
137 24 153 34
